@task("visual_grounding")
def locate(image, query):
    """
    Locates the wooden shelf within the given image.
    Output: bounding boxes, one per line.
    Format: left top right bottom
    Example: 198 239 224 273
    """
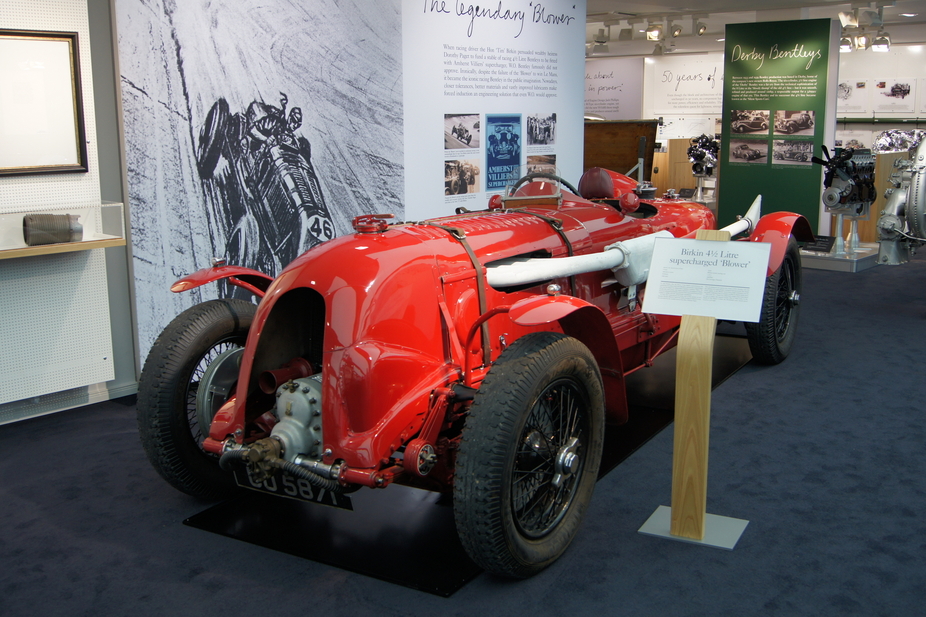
0 236 125 260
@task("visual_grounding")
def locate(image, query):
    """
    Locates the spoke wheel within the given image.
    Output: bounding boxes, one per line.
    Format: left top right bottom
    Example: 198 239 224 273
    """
137 299 256 499
512 379 588 538
454 332 604 578
746 236 802 364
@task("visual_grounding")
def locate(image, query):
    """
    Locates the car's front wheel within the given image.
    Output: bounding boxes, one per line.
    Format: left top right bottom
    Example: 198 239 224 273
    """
454 332 605 578
137 299 256 499
746 236 802 364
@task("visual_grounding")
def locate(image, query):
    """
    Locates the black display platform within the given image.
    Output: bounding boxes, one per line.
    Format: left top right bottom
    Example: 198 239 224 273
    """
184 334 752 596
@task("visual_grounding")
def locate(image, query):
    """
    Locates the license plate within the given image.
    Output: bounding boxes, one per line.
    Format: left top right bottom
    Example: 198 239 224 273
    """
233 467 354 511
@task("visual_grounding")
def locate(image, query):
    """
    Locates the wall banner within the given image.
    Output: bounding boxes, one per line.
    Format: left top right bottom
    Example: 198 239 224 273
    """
651 53 723 116
116 0 404 360
403 0 587 220
717 19 838 231
584 57 643 120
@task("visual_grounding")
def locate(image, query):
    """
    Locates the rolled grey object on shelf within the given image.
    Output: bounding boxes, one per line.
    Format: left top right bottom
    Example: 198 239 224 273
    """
22 214 83 246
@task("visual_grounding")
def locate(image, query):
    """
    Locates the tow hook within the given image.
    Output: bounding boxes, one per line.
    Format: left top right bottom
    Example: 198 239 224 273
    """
219 437 350 493
220 437 282 483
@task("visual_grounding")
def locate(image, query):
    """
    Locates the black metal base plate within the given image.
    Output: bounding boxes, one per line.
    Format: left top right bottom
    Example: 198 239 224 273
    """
184 335 752 596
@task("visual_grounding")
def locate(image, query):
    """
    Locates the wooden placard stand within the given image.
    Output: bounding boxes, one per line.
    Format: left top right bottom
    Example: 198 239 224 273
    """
639 229 749 549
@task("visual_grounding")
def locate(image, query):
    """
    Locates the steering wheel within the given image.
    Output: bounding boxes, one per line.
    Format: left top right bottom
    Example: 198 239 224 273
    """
507 172 580 197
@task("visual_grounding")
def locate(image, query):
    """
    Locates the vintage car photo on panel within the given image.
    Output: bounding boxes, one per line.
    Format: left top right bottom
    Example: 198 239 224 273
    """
445 114 480 149
772 139 813 165
729 139 767 163
774 110 815 136
526 154 557 175
445 159 479 195
526 113 556 145
730 109 770 134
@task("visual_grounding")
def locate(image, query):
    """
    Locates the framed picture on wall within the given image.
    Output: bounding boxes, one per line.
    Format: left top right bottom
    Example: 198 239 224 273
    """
0 29 88 176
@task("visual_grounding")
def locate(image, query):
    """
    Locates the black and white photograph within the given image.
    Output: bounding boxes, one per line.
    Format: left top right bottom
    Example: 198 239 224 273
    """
771 139 813 165
116 0 403 358
730 109 769 134
728 138 767 163
773 110 815 136
526 113 557 146
444 159 479 195
526 154 557 175
444 114 480 149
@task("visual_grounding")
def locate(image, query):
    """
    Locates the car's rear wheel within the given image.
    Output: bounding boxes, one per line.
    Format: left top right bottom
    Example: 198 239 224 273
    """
746 236 802 364
454 332 605 578
137 299 256 499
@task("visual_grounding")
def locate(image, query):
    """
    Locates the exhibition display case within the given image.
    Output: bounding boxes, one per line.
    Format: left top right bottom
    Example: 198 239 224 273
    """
0 202 125 259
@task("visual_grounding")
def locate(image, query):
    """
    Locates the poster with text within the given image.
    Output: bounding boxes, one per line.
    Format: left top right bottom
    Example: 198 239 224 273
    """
658 116 717 141
403 0 587 219
717 19 838 231
584 57 643 120
834 130 872 149
651 53 723 115
485 114 522 191
873 78 916 114
836 78 870 114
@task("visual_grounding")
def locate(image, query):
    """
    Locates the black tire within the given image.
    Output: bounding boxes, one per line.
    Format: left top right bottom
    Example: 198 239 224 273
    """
746 236 802 365
137 299 256 499
454 332 605 578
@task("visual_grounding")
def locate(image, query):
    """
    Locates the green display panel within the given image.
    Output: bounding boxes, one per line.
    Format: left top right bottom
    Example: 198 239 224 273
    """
718 19 834 230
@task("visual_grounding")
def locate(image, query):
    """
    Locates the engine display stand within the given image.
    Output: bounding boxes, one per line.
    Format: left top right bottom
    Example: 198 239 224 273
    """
801 242 880 273
184 335 752 596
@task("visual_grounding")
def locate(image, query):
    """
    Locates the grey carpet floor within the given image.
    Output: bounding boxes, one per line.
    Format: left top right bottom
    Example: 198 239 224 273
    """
1 251 924 616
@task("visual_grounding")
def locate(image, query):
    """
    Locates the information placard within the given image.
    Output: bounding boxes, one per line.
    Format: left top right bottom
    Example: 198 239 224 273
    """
642 238 771 322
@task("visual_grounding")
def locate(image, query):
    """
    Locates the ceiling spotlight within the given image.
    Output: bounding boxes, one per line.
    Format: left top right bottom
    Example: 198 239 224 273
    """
855 31 870 50
838 11 858 27
696 21 707 36
670 24 682 37
872 30 890 52
617 28 633 41
857 8 883 27
646 23 664 41
840 35 854 52
653 43 664 56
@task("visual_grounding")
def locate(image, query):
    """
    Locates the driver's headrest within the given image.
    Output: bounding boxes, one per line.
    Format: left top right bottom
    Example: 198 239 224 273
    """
578 167 615 200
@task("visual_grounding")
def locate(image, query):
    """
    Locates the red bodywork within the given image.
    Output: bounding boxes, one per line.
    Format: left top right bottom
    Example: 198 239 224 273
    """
183 171 809 490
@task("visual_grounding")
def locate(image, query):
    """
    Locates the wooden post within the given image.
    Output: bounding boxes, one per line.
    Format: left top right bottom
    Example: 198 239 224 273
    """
669 228 730 540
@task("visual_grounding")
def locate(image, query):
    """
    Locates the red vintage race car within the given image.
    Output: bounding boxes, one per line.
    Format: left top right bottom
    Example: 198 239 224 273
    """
138 168 811 578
